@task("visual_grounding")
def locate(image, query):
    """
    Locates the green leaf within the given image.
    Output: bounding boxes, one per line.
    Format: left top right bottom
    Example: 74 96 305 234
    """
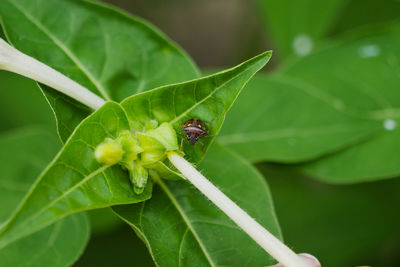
113 143 282 267
121 51 272 162
218 73 381 163
0 128 89 267
257 0 347 58
0 214 89 267
0 0 199 142
0 102 152 248
280 25 400 183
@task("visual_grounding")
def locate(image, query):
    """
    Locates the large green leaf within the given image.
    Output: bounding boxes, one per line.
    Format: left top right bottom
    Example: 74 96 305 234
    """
218 73 381 163
0 102 152 248
281 25 400 183
0 128 89 267
257 0 347 59
121 51 272 162
0 0 199 142
113 143 282 267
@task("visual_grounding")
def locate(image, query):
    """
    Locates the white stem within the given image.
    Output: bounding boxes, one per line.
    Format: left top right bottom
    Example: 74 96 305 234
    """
0 38 105 110
168 152 310 267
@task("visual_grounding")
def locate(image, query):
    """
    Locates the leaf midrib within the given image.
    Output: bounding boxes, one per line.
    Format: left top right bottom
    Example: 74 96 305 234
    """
155 177 215 267
7 0 111 101
218 123 376 144
276 74 400 120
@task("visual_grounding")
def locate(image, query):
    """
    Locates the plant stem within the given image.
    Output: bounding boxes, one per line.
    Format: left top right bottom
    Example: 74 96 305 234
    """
0 38 105 110
168 151 310 267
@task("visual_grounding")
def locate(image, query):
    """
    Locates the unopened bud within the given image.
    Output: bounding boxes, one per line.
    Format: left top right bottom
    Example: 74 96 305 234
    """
95 139 123 165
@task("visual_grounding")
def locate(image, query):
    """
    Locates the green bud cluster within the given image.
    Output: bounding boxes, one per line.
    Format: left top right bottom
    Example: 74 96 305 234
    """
94 121 179 194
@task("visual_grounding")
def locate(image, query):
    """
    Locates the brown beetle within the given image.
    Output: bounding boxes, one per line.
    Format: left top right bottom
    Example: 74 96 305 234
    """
180 118 208 146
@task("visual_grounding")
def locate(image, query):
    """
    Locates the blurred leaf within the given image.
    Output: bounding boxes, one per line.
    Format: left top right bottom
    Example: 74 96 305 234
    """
0 128 89 267
282 25 400 182
0 71 54 132
219 73 381 163
257 0 347 59
260 163 400 267
113 143 282 267
0 102 152 249
222 25 400 183
331 0 400 36
121 51 272 163
0 0 199 142
0 128 60 223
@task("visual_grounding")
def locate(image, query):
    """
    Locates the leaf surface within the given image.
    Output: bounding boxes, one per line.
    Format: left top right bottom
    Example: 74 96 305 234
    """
0 102 151 248
113 143 282 267
219 73 381 163
0 128 89 267
0 0 199 141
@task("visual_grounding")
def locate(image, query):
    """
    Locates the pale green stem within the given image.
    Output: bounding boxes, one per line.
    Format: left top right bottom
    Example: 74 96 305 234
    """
0 38 105 110
168 151 310 267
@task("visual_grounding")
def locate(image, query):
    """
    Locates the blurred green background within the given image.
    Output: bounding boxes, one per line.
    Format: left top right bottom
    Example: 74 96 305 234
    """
1 0 399 266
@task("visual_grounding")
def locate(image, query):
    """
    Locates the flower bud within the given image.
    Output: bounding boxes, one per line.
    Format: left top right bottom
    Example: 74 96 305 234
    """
94 139 123 165
145 122 178 151
116 131 143 164
136 132 166 164
130 162 148 194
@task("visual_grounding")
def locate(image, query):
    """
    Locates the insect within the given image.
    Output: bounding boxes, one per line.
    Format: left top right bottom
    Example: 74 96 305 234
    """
180 118 210 147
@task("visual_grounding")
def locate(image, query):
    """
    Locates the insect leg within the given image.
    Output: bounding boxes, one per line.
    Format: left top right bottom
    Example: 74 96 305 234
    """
180 138 184 151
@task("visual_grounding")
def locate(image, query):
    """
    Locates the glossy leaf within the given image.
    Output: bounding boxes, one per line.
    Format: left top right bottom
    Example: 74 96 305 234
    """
0 102 152 248
218 73 381 163
113 143 282 267
257 0 347 58
121 51 272 162
0 0 199 142
0 128 89 267
283 25 400 182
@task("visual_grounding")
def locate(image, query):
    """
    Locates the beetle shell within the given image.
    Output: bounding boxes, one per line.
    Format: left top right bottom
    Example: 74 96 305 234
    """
182 118 207 146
